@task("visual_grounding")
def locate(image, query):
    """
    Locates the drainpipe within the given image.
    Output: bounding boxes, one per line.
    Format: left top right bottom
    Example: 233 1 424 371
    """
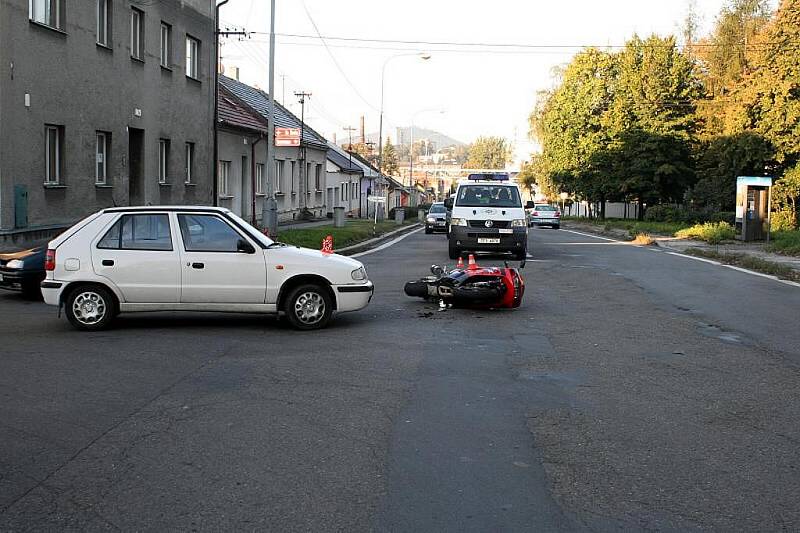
213 0 230 207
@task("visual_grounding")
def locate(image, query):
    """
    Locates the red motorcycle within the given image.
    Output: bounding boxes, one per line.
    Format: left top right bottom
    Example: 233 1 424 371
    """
404 255 525 309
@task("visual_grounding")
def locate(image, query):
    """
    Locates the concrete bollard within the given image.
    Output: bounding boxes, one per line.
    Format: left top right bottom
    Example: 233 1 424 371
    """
333 206 346 228
395 208 405 225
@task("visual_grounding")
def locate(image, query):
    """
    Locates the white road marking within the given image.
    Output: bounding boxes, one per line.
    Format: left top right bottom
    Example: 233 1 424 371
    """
666 251 800 288
350 228 424 258
559 229 620 242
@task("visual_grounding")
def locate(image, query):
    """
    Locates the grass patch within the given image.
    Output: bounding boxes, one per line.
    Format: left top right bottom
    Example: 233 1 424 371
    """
276 220 415 250
767 230 800 257
675 222 735 245
685 248 800 283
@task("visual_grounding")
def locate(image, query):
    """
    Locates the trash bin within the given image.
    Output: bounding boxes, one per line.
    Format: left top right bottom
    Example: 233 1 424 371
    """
333 206 346 228
395 208 405 225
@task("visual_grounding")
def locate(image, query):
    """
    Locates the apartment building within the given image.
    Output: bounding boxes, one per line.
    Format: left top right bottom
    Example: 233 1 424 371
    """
0 0 215 241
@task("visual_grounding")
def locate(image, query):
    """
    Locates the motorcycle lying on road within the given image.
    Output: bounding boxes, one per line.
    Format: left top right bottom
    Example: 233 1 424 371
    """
404 255 525 309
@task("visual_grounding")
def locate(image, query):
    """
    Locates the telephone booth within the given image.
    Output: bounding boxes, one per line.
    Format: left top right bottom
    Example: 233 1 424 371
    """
735 176 773 241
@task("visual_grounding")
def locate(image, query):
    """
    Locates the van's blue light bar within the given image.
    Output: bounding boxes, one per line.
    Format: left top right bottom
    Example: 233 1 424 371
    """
467 173 510 181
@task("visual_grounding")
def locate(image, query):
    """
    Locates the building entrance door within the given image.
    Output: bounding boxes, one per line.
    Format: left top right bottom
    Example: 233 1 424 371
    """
128 128 144 205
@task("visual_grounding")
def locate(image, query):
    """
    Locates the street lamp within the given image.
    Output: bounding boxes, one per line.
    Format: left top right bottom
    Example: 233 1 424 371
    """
377 52 431 177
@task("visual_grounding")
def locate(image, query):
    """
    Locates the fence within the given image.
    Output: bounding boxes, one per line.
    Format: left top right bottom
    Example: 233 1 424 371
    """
563 201 641 219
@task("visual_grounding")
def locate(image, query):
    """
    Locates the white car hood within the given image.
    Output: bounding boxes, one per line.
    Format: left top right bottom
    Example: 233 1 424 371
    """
268 245 365 284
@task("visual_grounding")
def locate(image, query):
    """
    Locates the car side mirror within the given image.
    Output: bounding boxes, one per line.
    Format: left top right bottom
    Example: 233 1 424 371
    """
525 201 535 209
444 198 454 210
237 238 255 254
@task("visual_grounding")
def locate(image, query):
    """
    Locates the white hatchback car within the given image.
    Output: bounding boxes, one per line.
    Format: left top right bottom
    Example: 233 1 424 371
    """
41 207 373 331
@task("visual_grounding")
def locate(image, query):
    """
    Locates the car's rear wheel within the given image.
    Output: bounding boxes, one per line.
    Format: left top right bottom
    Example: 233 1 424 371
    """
553 224 560 230
284 284 333 330
65 285 115 331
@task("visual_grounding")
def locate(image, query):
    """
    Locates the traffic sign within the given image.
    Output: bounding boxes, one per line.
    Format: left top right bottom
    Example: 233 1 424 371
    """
367 195 386 203
275 127 301 147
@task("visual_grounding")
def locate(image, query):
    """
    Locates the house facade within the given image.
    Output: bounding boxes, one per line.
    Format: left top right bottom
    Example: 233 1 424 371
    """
0 0 216 239
325 142 363 217
219 76 328 223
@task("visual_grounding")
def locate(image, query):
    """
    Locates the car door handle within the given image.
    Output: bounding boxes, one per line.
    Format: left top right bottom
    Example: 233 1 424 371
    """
102 260 114 267
191 262 205 269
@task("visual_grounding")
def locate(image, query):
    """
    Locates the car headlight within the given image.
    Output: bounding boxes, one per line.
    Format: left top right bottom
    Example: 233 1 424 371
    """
450 218 468 227
6 259 24 269
511 219 527 227
426 217 436 223
351 267 367 281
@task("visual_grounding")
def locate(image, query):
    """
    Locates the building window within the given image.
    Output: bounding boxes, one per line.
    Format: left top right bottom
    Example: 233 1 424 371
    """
130 8 144 60
290 161 296 193
96 0 110 45
160 22 171 67
30 0 62 30
45 125 62 185
315 164 322 191
352 181 358 199
185 142 195 183
275 160 283 193
158 139 170 184
343 182 348 203
185 36 199 79
306 163 312 195
218 161 231 197
256 163 265 195
96 132 109 185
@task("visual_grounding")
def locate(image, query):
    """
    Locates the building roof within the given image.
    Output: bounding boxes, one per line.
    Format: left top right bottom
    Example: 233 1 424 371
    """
347 151 383 180
219 75 328 149
326 142 363 174
218 87 268 134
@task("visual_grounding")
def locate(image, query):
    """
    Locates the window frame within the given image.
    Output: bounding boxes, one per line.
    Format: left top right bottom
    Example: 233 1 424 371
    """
96 131 109 185
30 0 62 30
158 139 170 185
96 0 109 46
274 159 283 193
130 7 144 61
185 35 200 79
256 163 265 196
45 124 61 185
96 213 174 252
177 213 249 254
218 160 231 197
160 22 171 68
185 142 195 184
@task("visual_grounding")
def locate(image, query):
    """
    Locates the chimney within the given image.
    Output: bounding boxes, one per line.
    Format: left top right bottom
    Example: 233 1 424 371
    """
359 115 365 144
332 132 337 144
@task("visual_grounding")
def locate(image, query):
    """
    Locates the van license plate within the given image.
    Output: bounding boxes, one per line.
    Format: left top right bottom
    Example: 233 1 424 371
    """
478 238 500 244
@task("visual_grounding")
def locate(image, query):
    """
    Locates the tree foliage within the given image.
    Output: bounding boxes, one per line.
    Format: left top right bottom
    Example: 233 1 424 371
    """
381 137 399 176
465 136 511 169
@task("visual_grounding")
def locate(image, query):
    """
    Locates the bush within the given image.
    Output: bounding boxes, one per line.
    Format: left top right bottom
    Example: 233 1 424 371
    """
771 209 798 232
675 222 736 244
706 211 736 225
767 230 800 256
645 205 736 225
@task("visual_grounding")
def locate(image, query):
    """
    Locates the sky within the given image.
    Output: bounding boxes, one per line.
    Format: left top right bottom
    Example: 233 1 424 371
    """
219 0 749 165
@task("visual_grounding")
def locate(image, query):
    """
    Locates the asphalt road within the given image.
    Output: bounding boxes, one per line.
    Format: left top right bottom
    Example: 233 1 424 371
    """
1 226 799 531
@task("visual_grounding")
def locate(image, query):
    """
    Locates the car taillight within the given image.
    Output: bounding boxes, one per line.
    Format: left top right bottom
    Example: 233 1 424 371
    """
555 212 561 218
45 249 56 271
532 211 539 216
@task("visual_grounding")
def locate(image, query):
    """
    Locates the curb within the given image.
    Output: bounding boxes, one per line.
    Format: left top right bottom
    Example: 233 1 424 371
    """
336 223 422 256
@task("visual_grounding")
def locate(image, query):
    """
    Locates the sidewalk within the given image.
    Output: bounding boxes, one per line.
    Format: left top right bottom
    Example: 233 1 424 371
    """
564 220 800 274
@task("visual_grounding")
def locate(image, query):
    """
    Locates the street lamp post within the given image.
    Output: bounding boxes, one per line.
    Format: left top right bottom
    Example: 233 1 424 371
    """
377 52 430 176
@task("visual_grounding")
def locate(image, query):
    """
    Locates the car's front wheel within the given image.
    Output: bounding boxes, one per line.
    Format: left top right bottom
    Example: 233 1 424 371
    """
65 285 115 331
425 226 433 234
284 284 333 330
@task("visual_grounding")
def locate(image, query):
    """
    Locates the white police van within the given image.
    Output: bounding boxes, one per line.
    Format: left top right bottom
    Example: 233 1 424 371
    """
444 173 528 260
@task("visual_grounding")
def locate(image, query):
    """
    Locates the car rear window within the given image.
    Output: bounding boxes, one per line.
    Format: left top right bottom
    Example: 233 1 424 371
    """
429 205 446 214
535 205 557 211
456 185 521 208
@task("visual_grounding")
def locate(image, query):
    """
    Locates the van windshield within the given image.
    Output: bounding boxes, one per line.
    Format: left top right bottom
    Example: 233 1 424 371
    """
455 185 521 208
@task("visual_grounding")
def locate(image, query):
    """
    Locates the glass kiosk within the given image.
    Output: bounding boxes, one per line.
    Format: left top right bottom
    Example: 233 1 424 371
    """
735 176 773 242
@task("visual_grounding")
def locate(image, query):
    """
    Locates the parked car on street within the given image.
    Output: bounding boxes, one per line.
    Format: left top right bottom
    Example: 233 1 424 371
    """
0 247 46 299
425 202 448 234
40 206 374 331
527 204 561 229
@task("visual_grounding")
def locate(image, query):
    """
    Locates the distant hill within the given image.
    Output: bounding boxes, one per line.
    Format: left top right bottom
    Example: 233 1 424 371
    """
366 127 465 149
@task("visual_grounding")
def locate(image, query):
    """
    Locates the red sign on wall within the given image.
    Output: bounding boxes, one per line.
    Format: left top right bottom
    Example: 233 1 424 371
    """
275 127 301 147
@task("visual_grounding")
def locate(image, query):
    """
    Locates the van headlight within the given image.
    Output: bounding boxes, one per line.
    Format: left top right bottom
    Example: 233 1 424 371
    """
511 219 527 227
450 218 468 227
6 259 24 269
426 216 436 223
351 267 368 281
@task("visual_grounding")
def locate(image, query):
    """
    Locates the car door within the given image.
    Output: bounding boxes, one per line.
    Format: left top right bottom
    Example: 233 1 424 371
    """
93 213 180 303
176 212 267 304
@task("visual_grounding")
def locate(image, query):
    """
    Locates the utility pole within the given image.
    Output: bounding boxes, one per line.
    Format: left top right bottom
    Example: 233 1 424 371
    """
281 74 287 105
262 0 278 237
294 91 312 215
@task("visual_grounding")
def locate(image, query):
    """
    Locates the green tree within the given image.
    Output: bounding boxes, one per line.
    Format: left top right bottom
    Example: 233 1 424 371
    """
772 164 800 229
465 136 511 169
381 137 399 176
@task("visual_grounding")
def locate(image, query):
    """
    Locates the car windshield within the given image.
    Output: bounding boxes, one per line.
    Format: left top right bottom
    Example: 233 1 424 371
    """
429 205 446 214
536 205 557 211
456 185 521 208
